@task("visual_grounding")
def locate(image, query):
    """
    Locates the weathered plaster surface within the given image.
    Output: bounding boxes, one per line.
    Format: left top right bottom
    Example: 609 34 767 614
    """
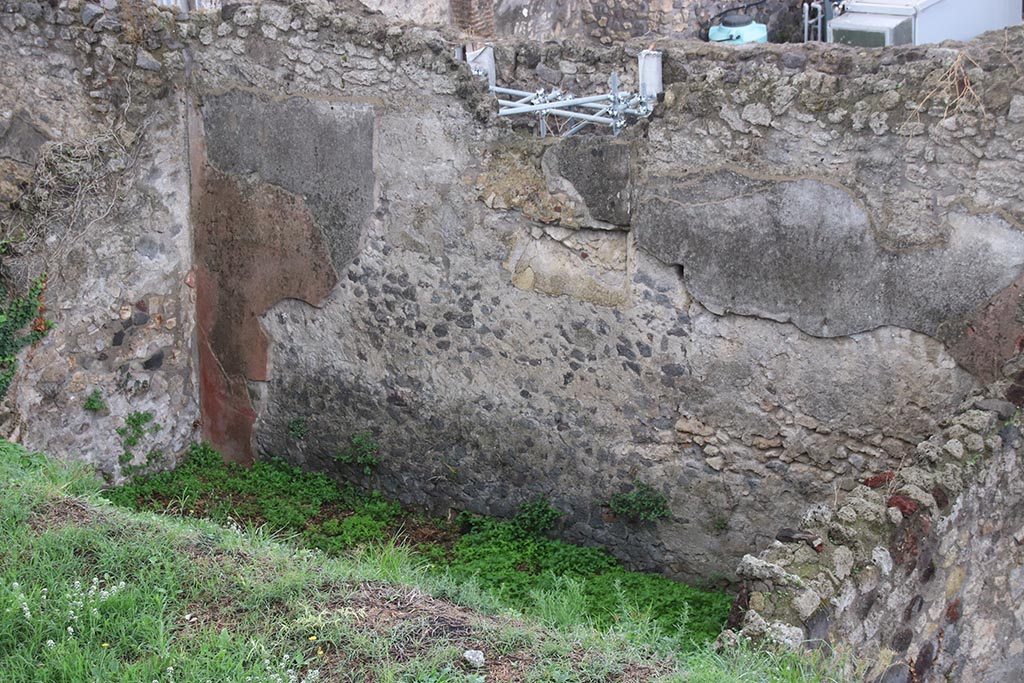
199 90 376 275
191 90 375 462
0 18 199 479
192 162 338 463
634 169 1024 338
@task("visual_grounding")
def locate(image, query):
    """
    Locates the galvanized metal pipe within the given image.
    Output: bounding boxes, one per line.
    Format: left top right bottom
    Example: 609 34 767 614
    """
495 95 536 106
563 119 593 137
564 106 611 136
498 99 612 112
492 86 536 98
488 70 653 137
498 94 613 116
528 108 616 125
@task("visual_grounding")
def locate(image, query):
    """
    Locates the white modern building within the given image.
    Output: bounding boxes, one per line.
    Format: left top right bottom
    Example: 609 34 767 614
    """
828 0 1022 46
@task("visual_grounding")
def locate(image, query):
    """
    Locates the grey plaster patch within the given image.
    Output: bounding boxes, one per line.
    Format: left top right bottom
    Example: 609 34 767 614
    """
545 136 632 226
633 170 1024 338
200 90 376 274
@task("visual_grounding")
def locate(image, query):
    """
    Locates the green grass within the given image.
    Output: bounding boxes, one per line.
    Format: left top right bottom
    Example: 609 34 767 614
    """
445 513 732 644
103 443 399 548
1 442 850 682
105 444 729 645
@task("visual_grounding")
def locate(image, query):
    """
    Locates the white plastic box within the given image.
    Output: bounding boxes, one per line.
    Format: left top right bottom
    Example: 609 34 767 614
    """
829 0 1021 46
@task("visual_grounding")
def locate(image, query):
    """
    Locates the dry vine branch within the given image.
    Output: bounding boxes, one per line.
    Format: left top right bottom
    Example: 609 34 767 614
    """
0 69 149 290
899 50 987 137
998 28 1022 80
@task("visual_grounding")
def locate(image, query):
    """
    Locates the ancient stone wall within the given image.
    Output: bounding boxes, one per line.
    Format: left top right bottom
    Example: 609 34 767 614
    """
726 399 1024 683
184 3 1024 581
361 0 450 28
2 0 1024 586
575 0 802 44
0 0 197 482
369 0 802 42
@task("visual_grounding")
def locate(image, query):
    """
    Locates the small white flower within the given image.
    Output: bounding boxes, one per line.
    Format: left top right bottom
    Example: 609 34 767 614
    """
45 640 55 648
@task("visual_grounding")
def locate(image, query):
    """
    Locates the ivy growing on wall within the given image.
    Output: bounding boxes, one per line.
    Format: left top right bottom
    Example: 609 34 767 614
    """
608 478 671 523
0 276 52 400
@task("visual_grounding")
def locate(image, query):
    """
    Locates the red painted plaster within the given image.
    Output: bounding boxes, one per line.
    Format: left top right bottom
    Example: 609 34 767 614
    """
189 107 337 463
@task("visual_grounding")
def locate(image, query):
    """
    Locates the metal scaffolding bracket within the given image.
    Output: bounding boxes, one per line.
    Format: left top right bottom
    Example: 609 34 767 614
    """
466 46 663 137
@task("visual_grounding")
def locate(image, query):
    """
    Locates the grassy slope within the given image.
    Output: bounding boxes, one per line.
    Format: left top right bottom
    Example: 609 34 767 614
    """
102 444 731 644
0 443 848 682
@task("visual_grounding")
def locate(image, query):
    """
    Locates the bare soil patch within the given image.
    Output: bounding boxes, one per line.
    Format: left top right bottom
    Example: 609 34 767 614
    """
27 497 101 532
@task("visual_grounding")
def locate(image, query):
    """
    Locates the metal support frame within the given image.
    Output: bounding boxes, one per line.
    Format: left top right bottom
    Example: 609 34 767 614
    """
804 1 839 42
153 0 222 11
466 46 663 137
804 2 824 41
